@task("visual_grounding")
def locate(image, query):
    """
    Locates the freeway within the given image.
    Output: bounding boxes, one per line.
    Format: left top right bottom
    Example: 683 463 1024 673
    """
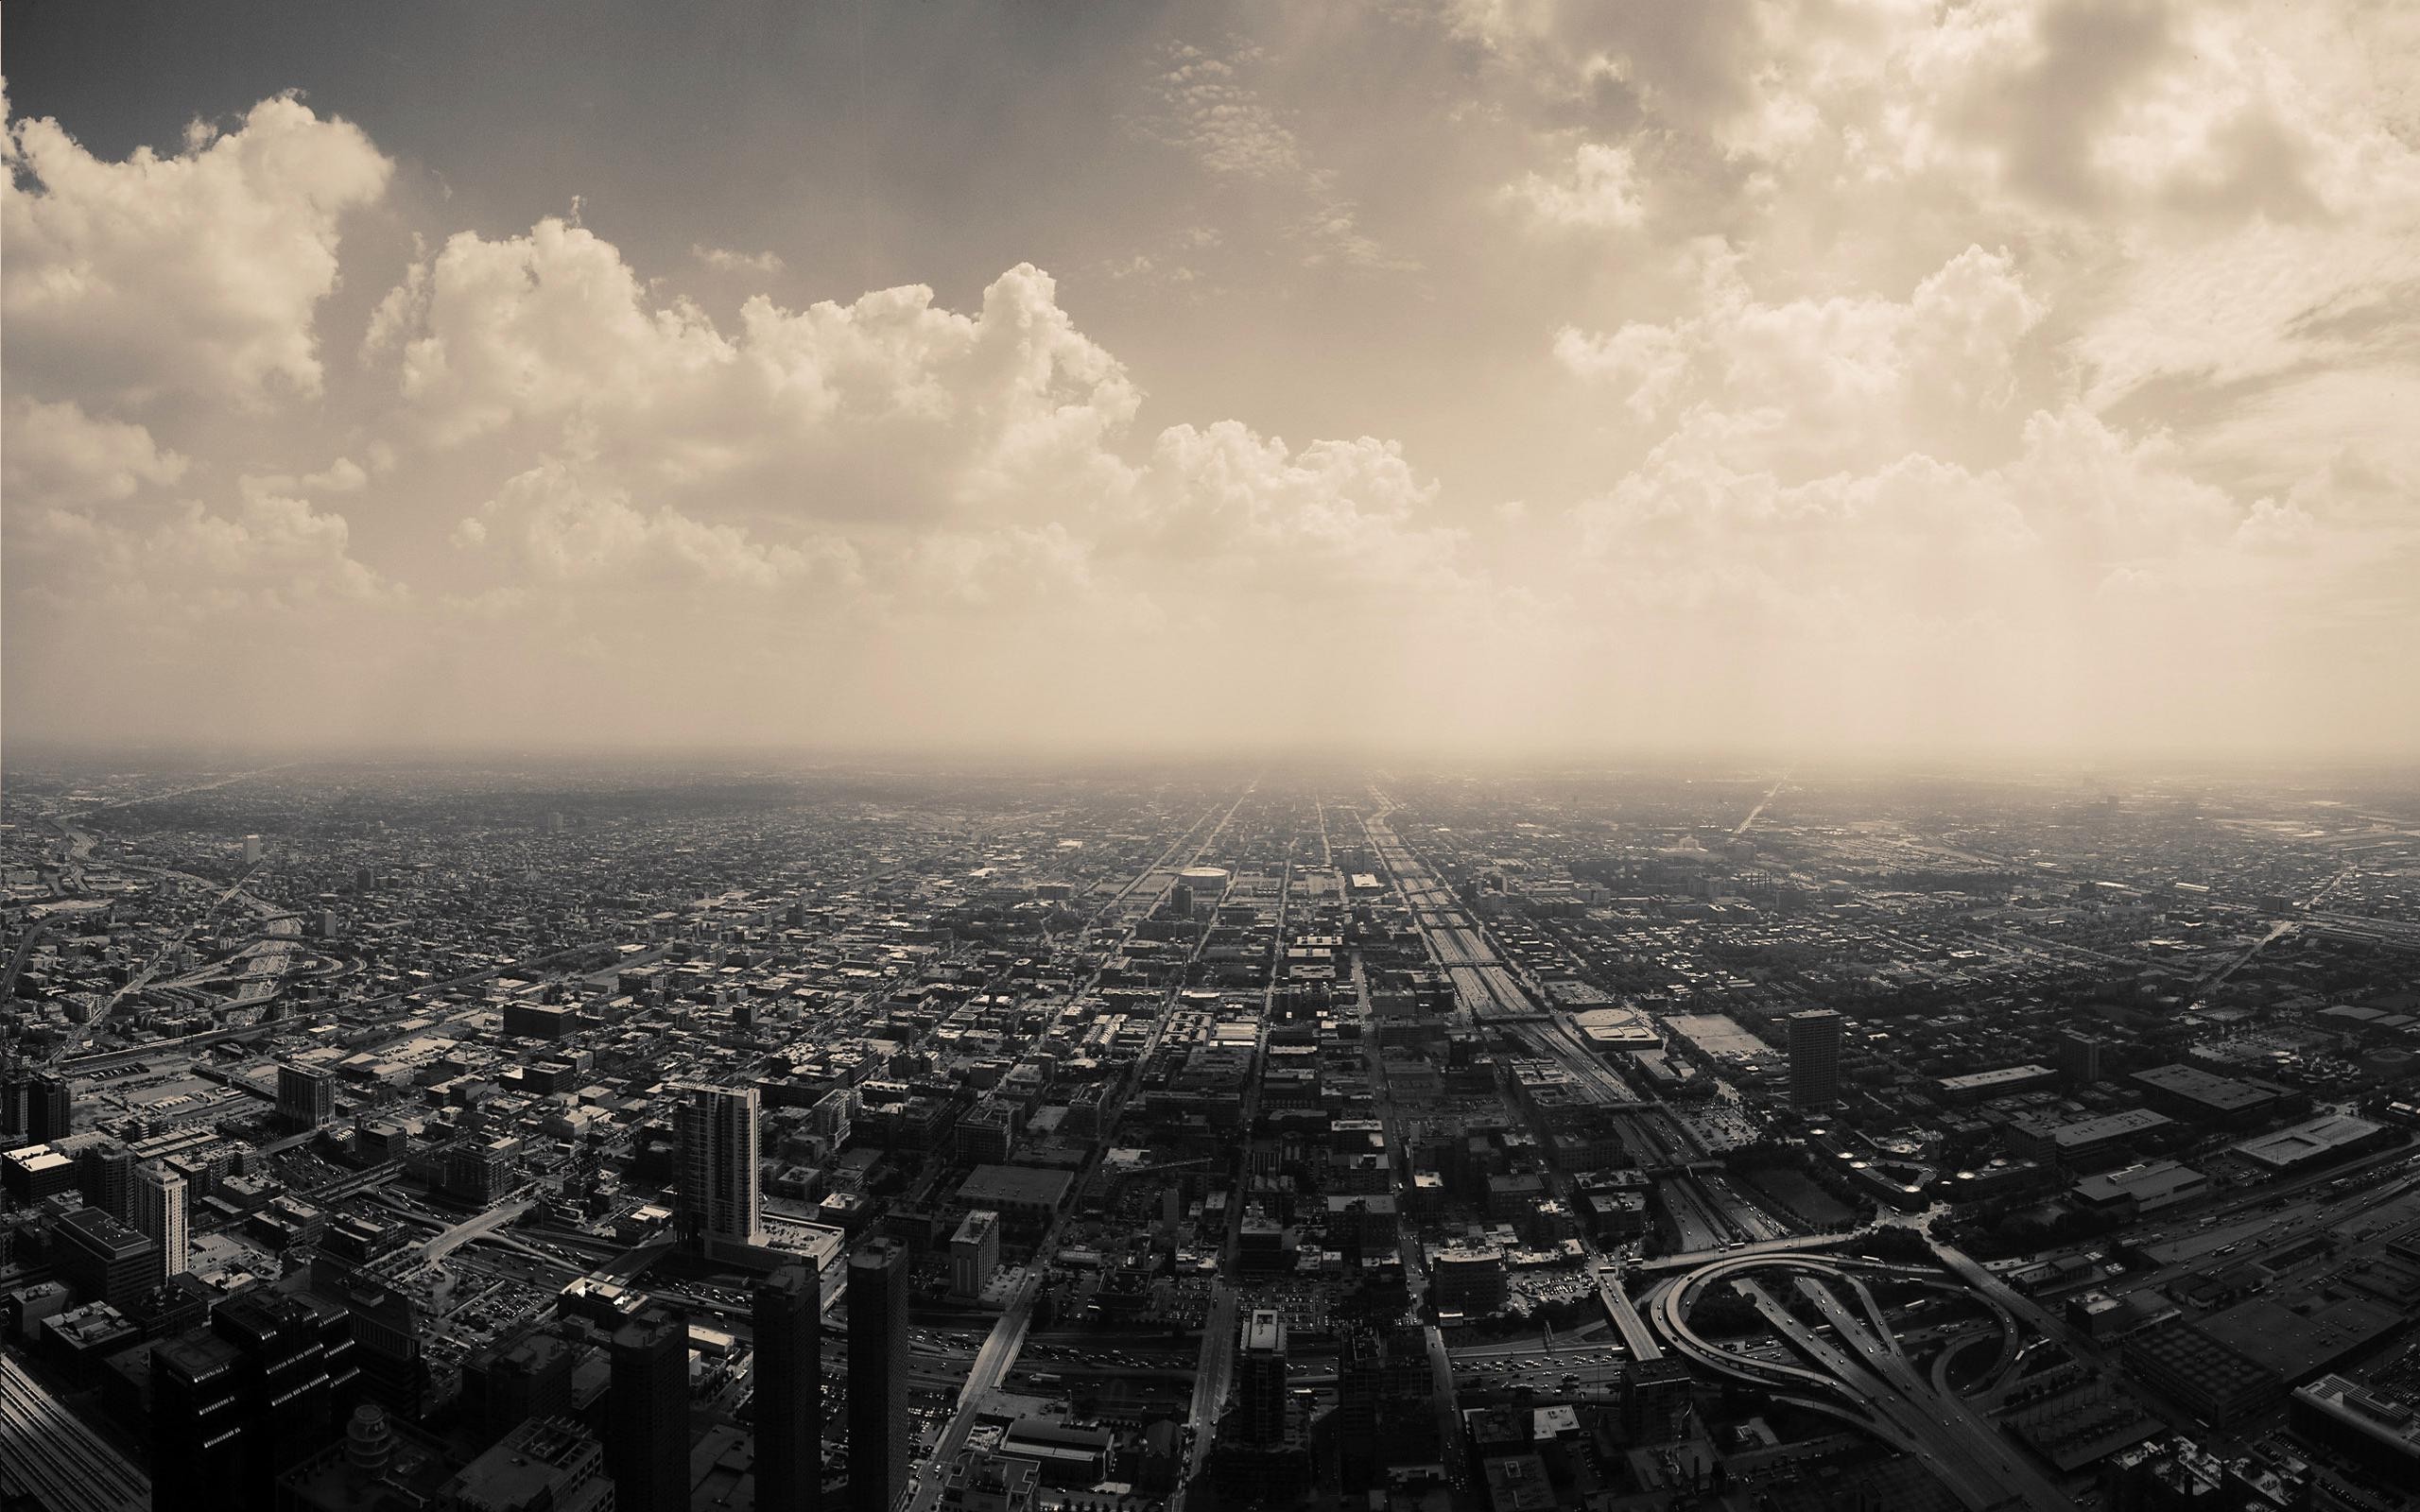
1789 1275 2070 1512
1651 1252 2073 1511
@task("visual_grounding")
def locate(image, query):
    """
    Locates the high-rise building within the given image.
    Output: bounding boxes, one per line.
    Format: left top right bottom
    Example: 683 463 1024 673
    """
440 1416 614 1512
131 1162 188 1280
242 834 265 865
1336 1324 1382 1491
153 1291 356 1512
673 1083 762 1248
1787 1009 1843 1108
78 1140 138 1222
848 1238 910 1512
29 1070 73 1143
1236 1309 1288 1448
465 1328 576 1447
53 1206 160 1312
2058 1030 2106 1085
328 1275 426 1424
607 1312 688 1512
949 1210 1000 1300
279 1063 337 1129
752 1263 821 1512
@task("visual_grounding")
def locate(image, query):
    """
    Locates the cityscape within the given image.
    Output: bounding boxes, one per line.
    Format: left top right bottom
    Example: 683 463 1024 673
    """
1 759 2418 1512
7 3 2420 1512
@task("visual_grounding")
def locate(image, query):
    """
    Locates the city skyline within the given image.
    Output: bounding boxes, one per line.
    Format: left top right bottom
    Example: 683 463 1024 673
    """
6 1 2417 762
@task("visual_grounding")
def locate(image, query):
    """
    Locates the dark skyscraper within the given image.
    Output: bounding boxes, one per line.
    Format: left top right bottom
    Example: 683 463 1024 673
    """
847 1238 909 1512
1336 1323 1381 1491
753 1263 821 1512
152 1292 354 1512
608 1312 689 1512
29 1070 73 1143
1236 1308 1288 1447
1787 1008 1843 1108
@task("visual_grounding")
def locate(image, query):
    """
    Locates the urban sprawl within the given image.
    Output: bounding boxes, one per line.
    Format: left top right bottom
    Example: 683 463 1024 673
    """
3 762 2420 1512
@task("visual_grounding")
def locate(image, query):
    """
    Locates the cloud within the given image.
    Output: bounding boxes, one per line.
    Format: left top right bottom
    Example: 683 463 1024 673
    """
1135 43 1319 184
1558 243 2047 473
1505 142 1647 230
692 243 785 274
3 92 391 408
2 397 188 507
1129 41 1414 275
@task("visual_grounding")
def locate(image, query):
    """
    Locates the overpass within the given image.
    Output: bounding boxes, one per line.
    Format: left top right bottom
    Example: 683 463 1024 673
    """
1649 1251 2068 1512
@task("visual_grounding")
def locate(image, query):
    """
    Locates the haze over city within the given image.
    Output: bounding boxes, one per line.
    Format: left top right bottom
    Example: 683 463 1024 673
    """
6 1 2417 761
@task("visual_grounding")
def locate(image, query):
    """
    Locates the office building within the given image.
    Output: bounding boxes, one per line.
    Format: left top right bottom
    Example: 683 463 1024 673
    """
1786 1009 1842 1108
1337 1324 1382 1492
752 1263 821 1512
153 1291 356 1512
242 834 266 865
78 1140 137 1222
329 1275 426 1424
949 1210 1000 1300
9 1070 76 1144
131 1162 188 1280
673 1082 762 1247
607 1312 689 1512
2057 1030 2105 1085
465 1328 576 1446
279 1062 337 1129
2 1143 78 1202
848 1238 910 1512
1236 1309 1288 1447
53 1206 160 1312
441 1416 614 1512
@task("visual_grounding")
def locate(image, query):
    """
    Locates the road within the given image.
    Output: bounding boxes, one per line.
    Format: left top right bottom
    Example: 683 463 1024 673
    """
1733 770 1790 838
906 1236 1056 1512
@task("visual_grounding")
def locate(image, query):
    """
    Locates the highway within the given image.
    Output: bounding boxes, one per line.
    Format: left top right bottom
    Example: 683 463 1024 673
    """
1650 1252 2073 1511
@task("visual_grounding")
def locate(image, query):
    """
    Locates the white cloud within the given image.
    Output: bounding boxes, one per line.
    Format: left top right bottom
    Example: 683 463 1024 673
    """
3 92 391 408
2 397 188 507
692 243 785 274
1559 243 2046 473
1506 142 1647 231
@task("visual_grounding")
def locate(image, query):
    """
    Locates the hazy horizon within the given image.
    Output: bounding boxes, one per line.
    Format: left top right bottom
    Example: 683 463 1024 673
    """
6 2 2418 762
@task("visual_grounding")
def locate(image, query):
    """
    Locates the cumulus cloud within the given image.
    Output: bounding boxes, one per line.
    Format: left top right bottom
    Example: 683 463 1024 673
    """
2 397 188 507
1558 244 2047 474
3 92 391 408
1505 142 1647 230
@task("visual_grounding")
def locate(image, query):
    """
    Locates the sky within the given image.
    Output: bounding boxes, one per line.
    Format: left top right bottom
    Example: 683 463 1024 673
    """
4 0 2416 762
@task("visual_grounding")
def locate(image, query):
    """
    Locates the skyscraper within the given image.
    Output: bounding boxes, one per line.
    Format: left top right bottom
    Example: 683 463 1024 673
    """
1336 1323 1381 1491
1236 1309 1288 1447
153 1291 354 1512
78 1140 137 1222
752 1263 821 1512
847 1238 909 1512
949 1210 999 1300
278 1063 336 1129
1787 1009 1843 1108
673 1082 762 1248
29 1070 73 1143
132 1162 188 1280
607 1312 689 1512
